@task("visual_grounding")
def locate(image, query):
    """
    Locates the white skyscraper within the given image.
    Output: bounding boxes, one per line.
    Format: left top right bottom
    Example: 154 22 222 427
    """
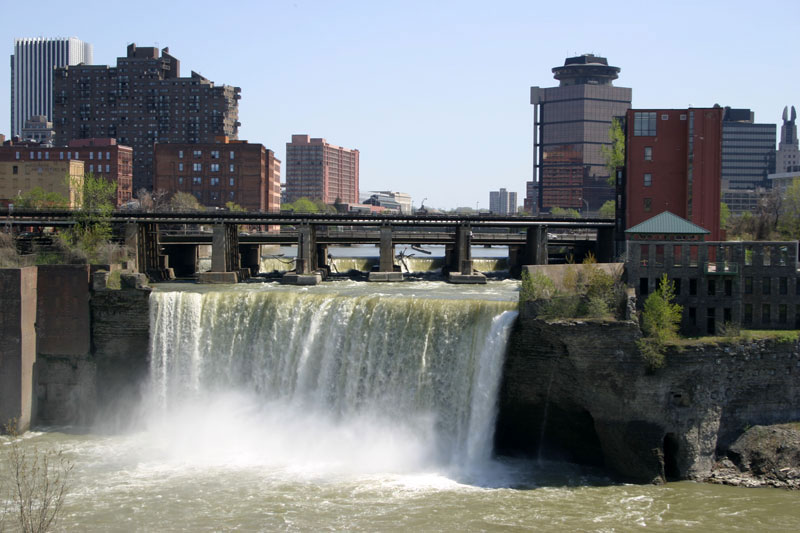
10 37 93 137
489 188 518 215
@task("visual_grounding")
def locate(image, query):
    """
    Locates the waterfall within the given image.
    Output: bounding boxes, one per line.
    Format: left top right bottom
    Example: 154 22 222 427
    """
147 287 517 473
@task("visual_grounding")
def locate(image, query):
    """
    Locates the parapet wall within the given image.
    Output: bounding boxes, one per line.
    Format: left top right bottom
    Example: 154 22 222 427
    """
496 304 800 482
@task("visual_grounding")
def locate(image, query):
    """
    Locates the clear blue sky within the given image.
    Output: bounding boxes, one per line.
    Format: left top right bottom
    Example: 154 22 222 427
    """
1 0 797 209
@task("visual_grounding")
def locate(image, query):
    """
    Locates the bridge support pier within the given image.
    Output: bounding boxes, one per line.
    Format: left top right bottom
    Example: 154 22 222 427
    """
448 224 485 284
369 225 402 281
199 224 240 283
283 224 321 285
129 222 173 281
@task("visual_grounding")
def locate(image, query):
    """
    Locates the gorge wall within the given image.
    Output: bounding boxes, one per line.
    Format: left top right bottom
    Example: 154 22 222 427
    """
496 302 800 482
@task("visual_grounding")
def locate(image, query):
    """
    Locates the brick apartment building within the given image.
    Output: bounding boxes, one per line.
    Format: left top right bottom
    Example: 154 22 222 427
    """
285 135 359 204
154 138 280 212
625 108 723 240
0 138 133 206
53 44 240 192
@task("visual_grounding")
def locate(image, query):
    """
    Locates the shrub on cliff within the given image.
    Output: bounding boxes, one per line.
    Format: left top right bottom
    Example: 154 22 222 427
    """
637 274 682 369
520 264 625 320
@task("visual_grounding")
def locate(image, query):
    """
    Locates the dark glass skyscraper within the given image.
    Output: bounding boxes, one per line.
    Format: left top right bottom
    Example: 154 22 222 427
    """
529 54 631 213
721 107 776 214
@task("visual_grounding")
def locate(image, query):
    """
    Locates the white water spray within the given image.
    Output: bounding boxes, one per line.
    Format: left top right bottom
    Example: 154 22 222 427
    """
145 287 517 476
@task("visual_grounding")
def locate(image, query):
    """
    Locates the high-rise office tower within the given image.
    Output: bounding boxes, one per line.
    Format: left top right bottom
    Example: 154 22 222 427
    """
489 188 517 215
776 105 800 173
721 107 776 214
285 135 359 204
10 37 93 138
529 54 631 213
53 43 240 192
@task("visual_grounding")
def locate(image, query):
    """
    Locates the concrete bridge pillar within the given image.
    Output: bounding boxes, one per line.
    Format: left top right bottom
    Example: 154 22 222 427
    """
129 222 172 281
283 224 321 285
199 224 240 283
524 225 548 266
448 224 485 284
369 224 402 281
596 227 615 263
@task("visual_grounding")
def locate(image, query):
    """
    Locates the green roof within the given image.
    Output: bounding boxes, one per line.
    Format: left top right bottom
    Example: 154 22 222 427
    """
625 211 710 235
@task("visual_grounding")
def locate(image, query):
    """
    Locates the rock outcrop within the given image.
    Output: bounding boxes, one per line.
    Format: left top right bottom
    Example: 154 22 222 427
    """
496 302 800 483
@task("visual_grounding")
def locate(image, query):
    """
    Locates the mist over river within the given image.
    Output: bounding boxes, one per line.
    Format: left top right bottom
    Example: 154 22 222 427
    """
3 281 798 531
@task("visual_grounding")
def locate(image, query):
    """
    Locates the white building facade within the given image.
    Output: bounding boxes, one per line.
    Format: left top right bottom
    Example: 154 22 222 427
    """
10 37 93 137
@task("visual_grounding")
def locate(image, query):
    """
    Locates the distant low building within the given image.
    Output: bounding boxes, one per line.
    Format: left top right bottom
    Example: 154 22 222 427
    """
489 188 517 215
153 138 280 212
363 191 412 213
0 159 84 208
0 137 133 206
21 115 55 146
285 135 359 205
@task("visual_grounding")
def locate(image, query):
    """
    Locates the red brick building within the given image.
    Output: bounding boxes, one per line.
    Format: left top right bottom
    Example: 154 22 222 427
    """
285 135 359 204
153 138 280 212
625 108 723 240
0 137 133 206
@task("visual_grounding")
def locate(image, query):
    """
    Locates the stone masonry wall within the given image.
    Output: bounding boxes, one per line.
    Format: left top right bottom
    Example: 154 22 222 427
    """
496 304 800 483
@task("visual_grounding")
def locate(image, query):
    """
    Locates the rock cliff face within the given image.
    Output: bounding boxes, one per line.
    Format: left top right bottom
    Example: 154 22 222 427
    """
496 302 800 483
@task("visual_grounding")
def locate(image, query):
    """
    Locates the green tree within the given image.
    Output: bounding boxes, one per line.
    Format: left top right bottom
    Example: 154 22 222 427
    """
282 197 319 213
225 201 246 212
601 118 625 186
13 187 69 209
637 274 683 369
170 191 203 211
60 173 117 263
720 201 731 229
550 206 581 218
598 200 615 219
778 178 800 239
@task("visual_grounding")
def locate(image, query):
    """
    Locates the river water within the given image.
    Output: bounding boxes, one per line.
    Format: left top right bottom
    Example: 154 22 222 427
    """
2 281 799 531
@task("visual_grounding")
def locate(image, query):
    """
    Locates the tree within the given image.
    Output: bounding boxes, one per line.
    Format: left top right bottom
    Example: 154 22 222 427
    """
136 188 170 212
720 202 731 229
60 173 117 262
225 201 246 212
637 274 683 369
170 191 203 211
601 118 625 186
550 206 581 218
778 178 800 239
13 188 69 209
598 200 615 219
282 197 319 213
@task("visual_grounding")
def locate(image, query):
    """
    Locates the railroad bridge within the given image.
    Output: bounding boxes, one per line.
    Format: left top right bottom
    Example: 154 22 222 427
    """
2 209 617 284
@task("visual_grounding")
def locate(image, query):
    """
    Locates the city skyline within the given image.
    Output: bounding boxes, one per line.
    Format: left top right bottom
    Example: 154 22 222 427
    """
1 0 798 209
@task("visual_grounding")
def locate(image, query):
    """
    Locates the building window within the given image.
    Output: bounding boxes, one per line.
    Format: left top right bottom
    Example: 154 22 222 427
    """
89 164 94 173
210 163 220 172
707 279 715 296
106 152 110 160
193 177 202 185
763 277 771 295
779 304 787 324
644 173 652 187
193 150 202 158
12 165 18 175
210 192 219 201
178 150 184 159
229 163 235 172
725 279 732 296
673 278 681 295
178 177 184 185
45 152 49 160
106 164 110 173
210 178 220 186
37 152 42 160
211 150 220 159
229 191 236 200
15 152 20 160
178 163 184 172
780 277 788 295
193 163 202 171
744 276 753 294
230 151 235 160
644 198 652 212
644 146 652 161
688 307 696 325
744 304 753 325
689 278 697 295
89 152 93 160
634 112 657 136
762 304 771 324
229 178 235 187
59 152 64 160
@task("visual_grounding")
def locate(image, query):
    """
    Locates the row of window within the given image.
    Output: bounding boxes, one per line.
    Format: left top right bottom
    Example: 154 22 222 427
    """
16 150 114 161
176 177 236 187
177 150 235 160
640 275 799 298
177 162 233 172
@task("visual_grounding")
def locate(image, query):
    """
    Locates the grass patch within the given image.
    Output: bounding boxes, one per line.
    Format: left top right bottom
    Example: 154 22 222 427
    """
668 330 800 346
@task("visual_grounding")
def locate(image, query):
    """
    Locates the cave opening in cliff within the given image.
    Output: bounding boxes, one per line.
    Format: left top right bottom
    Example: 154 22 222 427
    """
663 433 681 480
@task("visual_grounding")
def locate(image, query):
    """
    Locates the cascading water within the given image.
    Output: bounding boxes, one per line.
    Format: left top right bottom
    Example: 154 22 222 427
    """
146 285 518 476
